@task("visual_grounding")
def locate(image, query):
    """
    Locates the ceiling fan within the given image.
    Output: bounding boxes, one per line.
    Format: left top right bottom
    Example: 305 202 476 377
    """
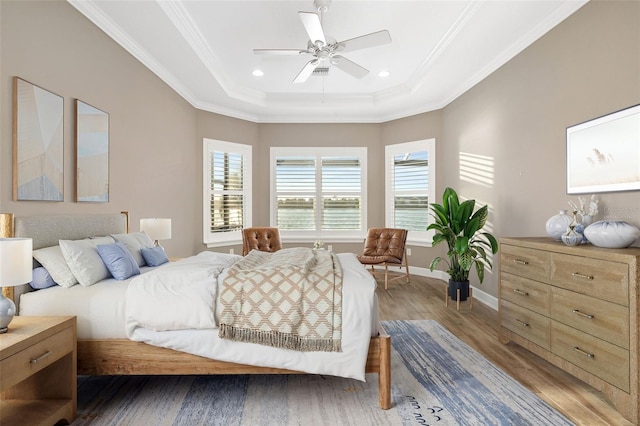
253 0 392 83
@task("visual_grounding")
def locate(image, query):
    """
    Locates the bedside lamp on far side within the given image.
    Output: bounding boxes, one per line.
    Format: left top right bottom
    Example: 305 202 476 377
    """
0 238 32 333
140 218 172 247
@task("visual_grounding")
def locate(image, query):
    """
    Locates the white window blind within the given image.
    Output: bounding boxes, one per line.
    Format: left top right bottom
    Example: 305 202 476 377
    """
271 147 367 241
203 139 252 246
385 139 435 245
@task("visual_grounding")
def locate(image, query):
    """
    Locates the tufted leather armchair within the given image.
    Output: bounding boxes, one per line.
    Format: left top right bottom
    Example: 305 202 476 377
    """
357 228 410 289
242 227 283 256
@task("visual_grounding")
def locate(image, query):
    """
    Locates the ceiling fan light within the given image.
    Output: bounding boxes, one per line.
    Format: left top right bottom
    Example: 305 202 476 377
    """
252 69 264 77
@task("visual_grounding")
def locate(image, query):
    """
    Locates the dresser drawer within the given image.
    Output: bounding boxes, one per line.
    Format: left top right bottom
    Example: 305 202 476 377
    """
501 245 550 283
551 321 629 392
551 287 629 349
550 253 628 306
0 326 74 391
501 272 551 316
501 300 550 350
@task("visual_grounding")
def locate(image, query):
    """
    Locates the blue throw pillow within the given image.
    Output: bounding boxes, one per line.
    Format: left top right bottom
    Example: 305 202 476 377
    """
29 267 57 289
97 242 141 280
140 246 169 267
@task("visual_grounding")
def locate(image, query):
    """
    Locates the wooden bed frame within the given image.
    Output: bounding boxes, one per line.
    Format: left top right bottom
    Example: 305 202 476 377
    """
2 212 392 410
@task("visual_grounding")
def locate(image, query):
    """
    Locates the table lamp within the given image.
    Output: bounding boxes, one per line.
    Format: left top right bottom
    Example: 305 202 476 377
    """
0 238 33 333
140 218 172 247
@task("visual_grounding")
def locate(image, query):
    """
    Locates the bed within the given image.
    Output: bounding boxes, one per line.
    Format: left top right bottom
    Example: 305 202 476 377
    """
4 212 391 409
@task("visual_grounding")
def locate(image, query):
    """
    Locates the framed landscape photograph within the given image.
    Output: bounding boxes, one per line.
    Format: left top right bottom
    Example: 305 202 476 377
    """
13 77 64 201
75 100 109 202
566 104 640 194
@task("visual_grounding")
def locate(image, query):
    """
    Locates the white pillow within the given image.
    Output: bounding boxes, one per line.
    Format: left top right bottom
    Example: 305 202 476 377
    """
32 245 78 288
59 236 115 287
111 232 155 266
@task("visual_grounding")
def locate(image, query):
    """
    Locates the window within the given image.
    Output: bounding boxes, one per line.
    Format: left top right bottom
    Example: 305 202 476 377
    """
385 139 436 245
271 147 367 242
203 139 252 246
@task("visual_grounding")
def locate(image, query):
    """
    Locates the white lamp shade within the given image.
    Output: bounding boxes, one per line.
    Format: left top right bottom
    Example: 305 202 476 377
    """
0 238 33 287
140 218 172 241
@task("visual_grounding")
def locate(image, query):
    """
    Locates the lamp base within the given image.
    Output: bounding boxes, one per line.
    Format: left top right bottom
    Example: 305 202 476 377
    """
0 292 16 333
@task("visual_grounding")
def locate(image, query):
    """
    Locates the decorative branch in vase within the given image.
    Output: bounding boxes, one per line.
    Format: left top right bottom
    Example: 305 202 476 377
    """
568 194 599 225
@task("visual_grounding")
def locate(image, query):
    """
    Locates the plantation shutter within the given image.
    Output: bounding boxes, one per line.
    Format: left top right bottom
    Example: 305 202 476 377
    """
393 151 429 231
203 139 251 246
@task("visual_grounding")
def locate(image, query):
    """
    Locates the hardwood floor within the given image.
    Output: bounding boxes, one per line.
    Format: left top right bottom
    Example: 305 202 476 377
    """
376 275 633 426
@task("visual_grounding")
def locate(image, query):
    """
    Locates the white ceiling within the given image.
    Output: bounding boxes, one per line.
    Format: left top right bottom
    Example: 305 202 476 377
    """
68 0 588 123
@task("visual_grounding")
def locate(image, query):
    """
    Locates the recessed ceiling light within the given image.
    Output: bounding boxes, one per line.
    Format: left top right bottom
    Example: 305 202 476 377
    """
378 70 390 78
252 69 264 77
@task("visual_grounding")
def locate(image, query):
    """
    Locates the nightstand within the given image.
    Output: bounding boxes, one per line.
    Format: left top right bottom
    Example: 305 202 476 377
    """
0 316 77 426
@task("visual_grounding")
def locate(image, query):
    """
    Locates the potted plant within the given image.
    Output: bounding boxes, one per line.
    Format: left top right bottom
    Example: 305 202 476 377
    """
427 187 499 301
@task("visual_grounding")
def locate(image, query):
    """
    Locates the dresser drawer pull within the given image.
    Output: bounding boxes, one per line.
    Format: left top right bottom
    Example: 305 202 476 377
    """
572 309 594 319
571 272 594 280
515 319 529 327
30 350 52 364
513 259 529 265
573 346 595 358
513 289 529 296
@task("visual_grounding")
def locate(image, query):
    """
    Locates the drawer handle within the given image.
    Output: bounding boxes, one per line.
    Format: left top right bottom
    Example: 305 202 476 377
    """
571 272 594 280
572 309 594 319
515 319 529 327
573 346 595 358
30 350 52 364
513 259 529 265
513 289 529 296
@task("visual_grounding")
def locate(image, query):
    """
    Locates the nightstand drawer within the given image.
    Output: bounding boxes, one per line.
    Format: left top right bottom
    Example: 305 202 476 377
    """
551 287 629 349
0 326 73 391
551 321 629 392
501 272 550 315
501 300 550 350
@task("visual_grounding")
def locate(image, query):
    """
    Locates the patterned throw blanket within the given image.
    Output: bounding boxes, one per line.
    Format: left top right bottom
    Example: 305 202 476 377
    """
219 247 343 352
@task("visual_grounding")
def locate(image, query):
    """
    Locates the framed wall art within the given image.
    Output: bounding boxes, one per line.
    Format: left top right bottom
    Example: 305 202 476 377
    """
13 77 64 201
567 104 640 194
75 100 109 202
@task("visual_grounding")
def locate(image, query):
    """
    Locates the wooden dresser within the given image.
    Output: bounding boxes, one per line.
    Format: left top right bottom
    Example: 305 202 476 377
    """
498 237 639 424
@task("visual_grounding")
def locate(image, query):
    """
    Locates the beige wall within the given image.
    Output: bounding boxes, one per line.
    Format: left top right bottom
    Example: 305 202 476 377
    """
1 0 199 257
439 0 640 296
2 0 639 300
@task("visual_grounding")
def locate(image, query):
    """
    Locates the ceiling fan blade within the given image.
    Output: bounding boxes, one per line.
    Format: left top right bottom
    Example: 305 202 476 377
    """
338 30 391 53
293 59 320 83
253 49 308 56
331 55 369 79
299 11 326 46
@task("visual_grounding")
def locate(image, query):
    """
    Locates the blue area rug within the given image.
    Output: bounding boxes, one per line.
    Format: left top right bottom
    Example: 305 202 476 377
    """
72 320 573 425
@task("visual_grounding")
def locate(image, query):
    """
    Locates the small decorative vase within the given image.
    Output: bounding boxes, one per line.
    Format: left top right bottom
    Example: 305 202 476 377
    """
581 214 594 226
561 224 583 246
546 210 572 241
584 221 640 249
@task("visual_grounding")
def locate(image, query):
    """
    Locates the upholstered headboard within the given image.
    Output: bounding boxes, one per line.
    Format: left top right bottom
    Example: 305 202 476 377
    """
14 212 129 249
3 212 129 311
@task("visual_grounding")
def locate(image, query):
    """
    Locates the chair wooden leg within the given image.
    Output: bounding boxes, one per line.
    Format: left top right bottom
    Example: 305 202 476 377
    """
456 288 461 311
384 264 389 290
470 287 473 309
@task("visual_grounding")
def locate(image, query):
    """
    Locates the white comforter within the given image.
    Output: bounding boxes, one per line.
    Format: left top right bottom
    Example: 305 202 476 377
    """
125 251 379 381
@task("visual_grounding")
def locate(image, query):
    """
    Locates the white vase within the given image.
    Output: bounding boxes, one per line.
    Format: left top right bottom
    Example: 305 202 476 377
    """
545 210 572 241
584 220 640 248
581 214 594 226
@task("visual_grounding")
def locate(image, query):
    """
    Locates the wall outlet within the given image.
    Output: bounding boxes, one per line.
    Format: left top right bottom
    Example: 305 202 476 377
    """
229 248 234 254
407 248 412 256
327 245 333 252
